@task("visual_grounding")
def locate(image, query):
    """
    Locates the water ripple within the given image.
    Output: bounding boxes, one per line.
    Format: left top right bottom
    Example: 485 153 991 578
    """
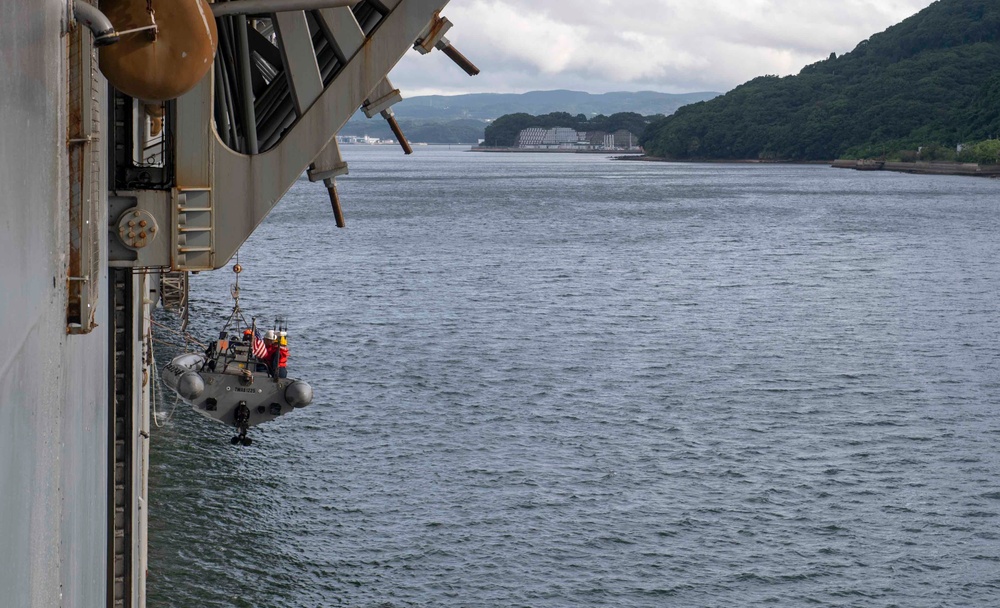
149 149 1000 608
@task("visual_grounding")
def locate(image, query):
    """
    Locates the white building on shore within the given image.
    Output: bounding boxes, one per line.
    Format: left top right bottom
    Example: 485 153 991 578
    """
516 127 641 151
336 134 394 145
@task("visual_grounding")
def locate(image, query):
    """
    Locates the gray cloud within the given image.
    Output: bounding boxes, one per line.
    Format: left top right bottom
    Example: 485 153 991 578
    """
388 0 935 96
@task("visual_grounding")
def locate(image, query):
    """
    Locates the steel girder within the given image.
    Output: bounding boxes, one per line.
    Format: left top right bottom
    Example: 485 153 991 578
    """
114 0 450 270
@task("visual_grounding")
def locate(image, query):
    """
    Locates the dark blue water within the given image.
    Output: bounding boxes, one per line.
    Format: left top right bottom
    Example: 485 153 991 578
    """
149 148 1000 607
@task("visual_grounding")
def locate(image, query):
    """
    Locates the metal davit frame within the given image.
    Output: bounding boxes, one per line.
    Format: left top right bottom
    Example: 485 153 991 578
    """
108 0 476 271
95 3 477 606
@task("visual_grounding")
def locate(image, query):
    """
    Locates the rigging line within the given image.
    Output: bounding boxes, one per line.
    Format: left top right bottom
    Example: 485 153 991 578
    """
147 311 160 427
148 318 191 336
150 344 182 428
148 319 209 348
151 337 197 349
150 337 163 428
148 313 183 428
147 306 168 428
145 295 163 428
223 251 251 331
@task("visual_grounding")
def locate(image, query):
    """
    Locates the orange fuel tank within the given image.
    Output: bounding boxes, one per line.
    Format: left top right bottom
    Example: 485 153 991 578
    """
99 0 218 102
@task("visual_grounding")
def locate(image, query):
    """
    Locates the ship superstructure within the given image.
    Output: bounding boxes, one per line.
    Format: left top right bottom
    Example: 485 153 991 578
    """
0 1 475 606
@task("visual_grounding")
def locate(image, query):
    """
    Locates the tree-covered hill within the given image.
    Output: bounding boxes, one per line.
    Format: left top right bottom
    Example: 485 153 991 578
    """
483 112 657 147
640 0 1000 161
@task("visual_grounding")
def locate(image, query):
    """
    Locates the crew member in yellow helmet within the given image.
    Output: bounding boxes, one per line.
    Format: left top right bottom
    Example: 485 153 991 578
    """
275 332 289 379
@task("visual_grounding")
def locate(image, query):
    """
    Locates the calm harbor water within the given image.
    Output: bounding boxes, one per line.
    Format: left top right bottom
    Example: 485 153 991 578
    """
149 147 1000 607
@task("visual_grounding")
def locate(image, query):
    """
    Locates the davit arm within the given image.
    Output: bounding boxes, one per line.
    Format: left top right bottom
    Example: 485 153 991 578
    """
103 0 478 271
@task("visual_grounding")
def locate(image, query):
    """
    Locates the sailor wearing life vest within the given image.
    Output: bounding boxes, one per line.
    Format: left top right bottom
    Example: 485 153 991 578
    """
275 331 289 379
262 329 289 379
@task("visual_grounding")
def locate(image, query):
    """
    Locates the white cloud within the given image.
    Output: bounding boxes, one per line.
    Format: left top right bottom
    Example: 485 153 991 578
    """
389 0 936 96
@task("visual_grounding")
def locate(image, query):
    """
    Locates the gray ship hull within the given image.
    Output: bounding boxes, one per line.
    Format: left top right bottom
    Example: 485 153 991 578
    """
1 1 469 605
1 4 114 606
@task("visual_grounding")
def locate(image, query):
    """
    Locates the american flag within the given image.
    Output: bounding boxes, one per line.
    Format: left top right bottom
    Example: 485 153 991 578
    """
251 329 268 359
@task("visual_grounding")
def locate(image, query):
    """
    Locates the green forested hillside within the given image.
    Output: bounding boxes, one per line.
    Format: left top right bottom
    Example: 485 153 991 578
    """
640 0 1000 161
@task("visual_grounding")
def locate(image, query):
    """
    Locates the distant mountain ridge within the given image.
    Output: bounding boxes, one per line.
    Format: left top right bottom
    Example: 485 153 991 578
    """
640 0 1000 161
384 90 720 121
340 89 719 144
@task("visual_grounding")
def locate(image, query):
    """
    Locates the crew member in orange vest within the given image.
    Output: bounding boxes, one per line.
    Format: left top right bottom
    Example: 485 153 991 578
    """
274 331 289 379
261 329 279 376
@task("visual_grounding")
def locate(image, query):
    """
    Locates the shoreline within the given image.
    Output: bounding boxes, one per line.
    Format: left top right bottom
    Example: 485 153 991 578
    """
471 147 643 155
615 156 832 165
613 155 1000 177
831 159 1000 177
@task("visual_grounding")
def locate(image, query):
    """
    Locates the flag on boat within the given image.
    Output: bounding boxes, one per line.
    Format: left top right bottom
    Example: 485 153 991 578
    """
252 329 268 359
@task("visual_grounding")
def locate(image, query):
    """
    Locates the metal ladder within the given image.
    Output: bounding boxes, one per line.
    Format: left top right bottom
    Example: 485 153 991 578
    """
109 268 134 608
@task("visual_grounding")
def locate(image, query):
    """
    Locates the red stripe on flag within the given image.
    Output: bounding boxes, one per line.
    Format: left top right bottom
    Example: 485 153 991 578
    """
252 330 268 359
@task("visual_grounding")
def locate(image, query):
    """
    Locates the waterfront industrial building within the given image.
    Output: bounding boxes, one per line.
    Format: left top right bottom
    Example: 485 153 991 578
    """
516 127 641 151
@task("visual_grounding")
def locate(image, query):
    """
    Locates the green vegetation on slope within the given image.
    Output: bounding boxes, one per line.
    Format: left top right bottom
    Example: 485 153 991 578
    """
640 0 1000 161
483 112 658 147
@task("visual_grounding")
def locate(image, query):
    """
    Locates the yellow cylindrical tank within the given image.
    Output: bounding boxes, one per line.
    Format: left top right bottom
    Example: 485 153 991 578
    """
99 0 218 102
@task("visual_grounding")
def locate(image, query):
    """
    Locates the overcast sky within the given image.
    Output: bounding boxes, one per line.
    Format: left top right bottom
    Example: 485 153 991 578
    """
389 0 937 96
